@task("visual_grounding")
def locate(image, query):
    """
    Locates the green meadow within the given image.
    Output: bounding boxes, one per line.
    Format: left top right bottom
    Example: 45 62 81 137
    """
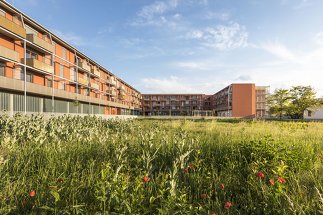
0 115 322 214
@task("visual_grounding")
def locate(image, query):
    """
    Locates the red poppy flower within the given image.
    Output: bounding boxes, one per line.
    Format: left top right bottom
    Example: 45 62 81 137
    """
29 190 36 198
211 212 217 215
143 175 150 183
183 168 189 173
188 164 194 169
200 193 208 199
277 177 286 184
269 179 275 186
224 201 232 209
256 171 265 179
219 183 225 190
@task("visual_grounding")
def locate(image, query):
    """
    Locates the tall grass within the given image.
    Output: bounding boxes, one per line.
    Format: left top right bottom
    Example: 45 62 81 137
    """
0 115 322 214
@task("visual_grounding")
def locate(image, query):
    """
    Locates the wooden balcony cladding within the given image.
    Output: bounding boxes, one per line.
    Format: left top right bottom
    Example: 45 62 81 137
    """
91 68 100 77
26 58 54 74
78 61 90 72
78 77 89 86
0 44 19 62
91 83 99 90
26 34 54 52
0 15 26 38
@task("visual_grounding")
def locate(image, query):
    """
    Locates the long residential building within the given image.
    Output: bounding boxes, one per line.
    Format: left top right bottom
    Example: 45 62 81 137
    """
143 84 269 118
0 1 142 116
142 94 213 116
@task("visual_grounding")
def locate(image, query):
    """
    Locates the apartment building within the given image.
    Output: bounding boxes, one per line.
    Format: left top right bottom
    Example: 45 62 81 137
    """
144 84 269 118
0 1 142 116
214 84 269 118
143 94 211 116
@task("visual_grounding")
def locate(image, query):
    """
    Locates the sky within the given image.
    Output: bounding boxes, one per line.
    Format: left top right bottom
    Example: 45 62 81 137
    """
7 0 323 96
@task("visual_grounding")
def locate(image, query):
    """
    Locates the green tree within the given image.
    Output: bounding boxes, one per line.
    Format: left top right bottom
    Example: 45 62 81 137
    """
289 86 320 119
267 89 292 119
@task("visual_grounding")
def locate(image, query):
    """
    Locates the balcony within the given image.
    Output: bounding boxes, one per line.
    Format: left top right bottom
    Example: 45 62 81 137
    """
78 77 89 86
0 45 19 62
26 58 54 74
26 34 54 53
118 94 126 100
107 79 117 86
91 68 101 77
91 83 99 90
78 61 90 72
118 85 125 91
0 15 26 38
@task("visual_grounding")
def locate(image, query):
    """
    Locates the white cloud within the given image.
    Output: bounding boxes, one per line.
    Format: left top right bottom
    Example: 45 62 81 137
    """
204 11 231 21
185 22 249 50
260 41 296 61
141 76 193 93
132 0 181 27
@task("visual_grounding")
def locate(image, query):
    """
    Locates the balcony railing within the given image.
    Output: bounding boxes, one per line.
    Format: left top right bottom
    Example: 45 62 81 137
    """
91 83 99 90
26 58 54 74
26 34 54 52
78 77 89 86
91 68 101 77
118 85 125 91
0 15 26 38
0 45 19 62
78 61 90 72
107 79 117 86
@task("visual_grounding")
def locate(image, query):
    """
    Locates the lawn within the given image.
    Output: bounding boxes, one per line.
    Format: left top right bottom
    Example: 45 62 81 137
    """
0 115 322 214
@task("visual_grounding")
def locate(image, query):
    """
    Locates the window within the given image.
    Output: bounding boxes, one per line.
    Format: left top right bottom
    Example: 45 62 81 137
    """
59 64 64 77
308 110 312 117
58 82 66 91
62 47 66 60
26 50 38 59
13 66 22 79
47 78 53 87
0 63 5 76
20 71 33 82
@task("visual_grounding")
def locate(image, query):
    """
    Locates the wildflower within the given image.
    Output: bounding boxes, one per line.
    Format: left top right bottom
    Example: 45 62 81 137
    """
277 177 286 184
269 179 275 186
57 178 64 183
29 190 36 198
211 212 217 215
143 175 150 183
219 183 225 190
201 193 208 199
188 164 194 169
256 171 265 179
183 168 189 173
224 201 232 209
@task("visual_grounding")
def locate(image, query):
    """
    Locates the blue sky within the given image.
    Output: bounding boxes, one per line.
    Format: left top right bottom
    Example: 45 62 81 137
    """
9 0 323 96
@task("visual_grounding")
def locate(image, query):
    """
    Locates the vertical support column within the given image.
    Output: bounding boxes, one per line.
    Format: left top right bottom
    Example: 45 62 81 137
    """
51 53 54 113
39 97 43 113
67 101 70 114
9 93 13 117
23 40 27 114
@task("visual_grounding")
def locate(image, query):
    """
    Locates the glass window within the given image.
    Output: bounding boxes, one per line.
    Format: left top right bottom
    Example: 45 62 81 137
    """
62 47 66 60
20 71 33 82
60 64 64 77
13 66 22 79
0 63 5 76
47 78 53 87
26 50 38 59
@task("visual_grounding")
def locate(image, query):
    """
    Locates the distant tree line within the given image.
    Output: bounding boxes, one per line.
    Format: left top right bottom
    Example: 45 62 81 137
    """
267 86 321 119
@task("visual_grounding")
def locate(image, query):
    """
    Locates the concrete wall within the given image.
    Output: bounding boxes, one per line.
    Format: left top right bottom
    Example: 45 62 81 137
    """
304 109 323 120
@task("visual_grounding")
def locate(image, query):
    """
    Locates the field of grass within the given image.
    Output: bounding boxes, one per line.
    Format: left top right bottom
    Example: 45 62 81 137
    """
0 115 322 214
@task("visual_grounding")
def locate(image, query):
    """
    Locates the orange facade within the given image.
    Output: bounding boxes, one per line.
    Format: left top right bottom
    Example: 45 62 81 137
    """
0 1 142 115
231 84 256 117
